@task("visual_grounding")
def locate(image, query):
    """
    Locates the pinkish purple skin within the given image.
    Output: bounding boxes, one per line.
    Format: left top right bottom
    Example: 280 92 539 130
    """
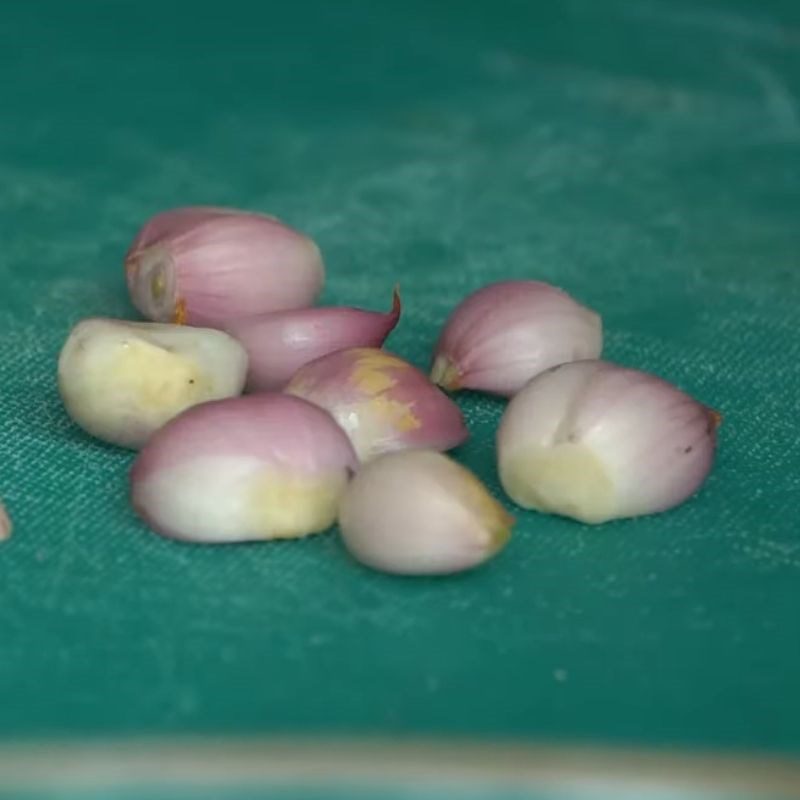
125 207 242 257
227 289 401 391
433 280 601 396
287 348 469 455
125 207 324 328
130 393 357 540
573 362 718 515
496 359 718 521
132 393 357 475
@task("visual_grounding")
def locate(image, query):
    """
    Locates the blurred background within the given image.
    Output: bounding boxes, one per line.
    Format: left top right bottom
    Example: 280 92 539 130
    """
1 0 799 797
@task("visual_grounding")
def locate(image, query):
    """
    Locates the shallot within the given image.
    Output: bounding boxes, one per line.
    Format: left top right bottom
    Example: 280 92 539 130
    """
58 318 248 449
0 500 11 542
131 394 357 543
339 450 514 575
125 206 324 328
227 288 401 391
497 360 718 523
431 280 602 397
286 347 468 462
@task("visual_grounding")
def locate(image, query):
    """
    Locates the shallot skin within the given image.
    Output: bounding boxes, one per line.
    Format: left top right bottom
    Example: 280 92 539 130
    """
130 394 357 543
497 360 718 524
124 206 324 328
431 280 602 397
227 289 401 391
285 347 468 462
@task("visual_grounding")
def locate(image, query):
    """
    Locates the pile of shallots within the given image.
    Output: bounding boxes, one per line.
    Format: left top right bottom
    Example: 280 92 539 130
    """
51 206 719 575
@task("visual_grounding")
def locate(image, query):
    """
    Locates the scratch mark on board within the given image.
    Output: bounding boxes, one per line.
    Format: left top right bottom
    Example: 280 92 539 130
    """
728 51 800 139
622 0 800 51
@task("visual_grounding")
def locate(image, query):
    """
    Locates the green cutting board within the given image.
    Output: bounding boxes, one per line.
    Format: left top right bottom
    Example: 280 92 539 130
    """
1 0 799 756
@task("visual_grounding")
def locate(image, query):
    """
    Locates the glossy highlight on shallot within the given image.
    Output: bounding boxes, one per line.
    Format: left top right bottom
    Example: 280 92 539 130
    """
130 394 357 543
431 280 602 397
339 450 513 575
125 206 324 328
227 288 401 391
285 347 468 462
497 360 718 524
58 318 248 449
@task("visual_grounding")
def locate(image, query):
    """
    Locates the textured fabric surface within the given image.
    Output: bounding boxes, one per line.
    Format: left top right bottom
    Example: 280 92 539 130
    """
0 0 799 752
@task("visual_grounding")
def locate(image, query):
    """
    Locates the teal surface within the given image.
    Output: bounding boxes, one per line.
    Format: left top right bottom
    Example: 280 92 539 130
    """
1 790 554 800
0 786 783 800
1 0 799 753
